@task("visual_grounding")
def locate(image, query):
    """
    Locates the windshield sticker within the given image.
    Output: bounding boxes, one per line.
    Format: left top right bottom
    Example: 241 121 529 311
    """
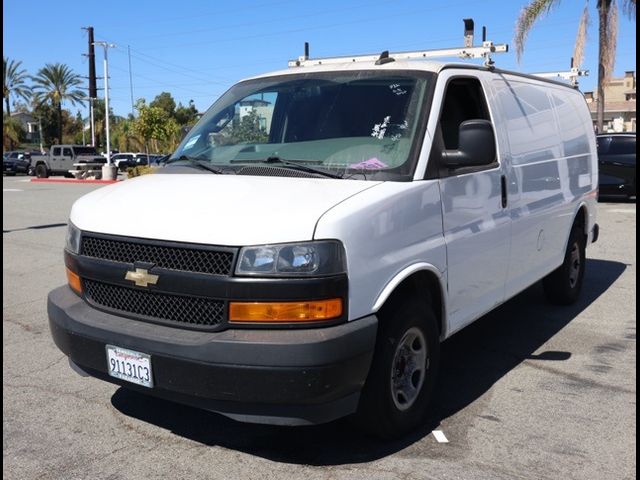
371 116 391 139
350 157 389 170
183 134 200 150
389 83 407 96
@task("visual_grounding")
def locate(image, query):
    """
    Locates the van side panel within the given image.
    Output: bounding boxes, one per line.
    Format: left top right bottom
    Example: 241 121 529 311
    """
491 76 597 299
313 181 447 323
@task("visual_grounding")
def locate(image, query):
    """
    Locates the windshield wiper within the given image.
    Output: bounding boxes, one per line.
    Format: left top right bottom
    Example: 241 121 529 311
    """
166 155 223 174
252 156 343 179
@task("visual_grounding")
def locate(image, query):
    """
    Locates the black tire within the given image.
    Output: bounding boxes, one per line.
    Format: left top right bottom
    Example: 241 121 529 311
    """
543 225 586 305
35 164 49 178
354 298 440 439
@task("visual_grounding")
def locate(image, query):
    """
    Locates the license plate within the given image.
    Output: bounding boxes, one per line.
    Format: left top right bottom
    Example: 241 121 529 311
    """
106 345 153 388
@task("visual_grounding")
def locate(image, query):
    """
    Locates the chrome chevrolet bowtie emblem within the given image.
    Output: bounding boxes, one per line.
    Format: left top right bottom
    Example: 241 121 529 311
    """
124 268 159 287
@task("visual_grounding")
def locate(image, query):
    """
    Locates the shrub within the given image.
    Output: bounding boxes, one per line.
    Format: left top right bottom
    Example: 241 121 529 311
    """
127 165 155 178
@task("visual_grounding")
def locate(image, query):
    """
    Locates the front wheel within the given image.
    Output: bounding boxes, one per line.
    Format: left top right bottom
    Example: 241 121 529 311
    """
543 225 586 305
354 298 440 438
35 164 49 178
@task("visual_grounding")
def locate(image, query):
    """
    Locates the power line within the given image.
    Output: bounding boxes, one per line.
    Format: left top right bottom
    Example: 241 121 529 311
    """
108 1 496 52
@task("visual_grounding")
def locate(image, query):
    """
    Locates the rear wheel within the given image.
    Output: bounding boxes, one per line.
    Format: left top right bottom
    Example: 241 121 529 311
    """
354 298 440 439
35 164 49 178
543 225 586 305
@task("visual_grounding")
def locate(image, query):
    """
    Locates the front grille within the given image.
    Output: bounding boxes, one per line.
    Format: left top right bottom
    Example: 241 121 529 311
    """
84 280 225 328
81 235 234 275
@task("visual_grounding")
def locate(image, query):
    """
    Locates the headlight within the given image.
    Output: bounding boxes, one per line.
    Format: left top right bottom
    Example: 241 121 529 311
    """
236 241 346 277
65 222 81 254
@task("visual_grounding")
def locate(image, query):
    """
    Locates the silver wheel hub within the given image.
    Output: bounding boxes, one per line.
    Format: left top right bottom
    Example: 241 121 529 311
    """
390 327 428 411
569 242 581 288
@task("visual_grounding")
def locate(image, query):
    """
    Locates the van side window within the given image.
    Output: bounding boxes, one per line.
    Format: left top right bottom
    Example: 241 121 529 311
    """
440 78 491 150
427 77 494 178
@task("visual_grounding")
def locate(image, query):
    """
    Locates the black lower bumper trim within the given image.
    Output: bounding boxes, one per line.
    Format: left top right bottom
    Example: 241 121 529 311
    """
48 286 377 425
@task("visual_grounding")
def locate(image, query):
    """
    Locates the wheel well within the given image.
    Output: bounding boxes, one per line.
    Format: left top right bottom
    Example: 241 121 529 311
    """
575 205 588 236
379 270 444 337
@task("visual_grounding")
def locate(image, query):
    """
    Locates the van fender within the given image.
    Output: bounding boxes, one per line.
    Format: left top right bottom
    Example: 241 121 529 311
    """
563 201 590 251
372 262 446 313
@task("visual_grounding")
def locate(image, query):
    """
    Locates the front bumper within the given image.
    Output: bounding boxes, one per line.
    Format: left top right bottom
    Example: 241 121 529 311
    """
48 286 377 425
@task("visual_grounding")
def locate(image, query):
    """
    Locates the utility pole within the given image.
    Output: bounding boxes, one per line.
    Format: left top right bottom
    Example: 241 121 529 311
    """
94 41 116 179
128 45 135 117
82 27 98 146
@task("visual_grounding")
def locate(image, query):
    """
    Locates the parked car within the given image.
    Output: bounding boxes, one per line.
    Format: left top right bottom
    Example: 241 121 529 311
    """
596 133 636 200
134 154 149 166
3 151 31 175
111 153 150 171
48 41 599 438
32 145 106 178
110 153 136 171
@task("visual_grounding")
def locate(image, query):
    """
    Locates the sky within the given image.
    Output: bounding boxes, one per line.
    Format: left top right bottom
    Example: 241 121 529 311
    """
3 0 636 118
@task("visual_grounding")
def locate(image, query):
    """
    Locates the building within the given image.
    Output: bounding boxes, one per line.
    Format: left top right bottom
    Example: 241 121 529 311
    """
584 71 636 133
10 111 40 143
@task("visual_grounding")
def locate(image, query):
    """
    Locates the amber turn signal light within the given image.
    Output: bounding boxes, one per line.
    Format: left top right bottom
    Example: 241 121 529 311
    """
66 267 82 294
229 298 342 323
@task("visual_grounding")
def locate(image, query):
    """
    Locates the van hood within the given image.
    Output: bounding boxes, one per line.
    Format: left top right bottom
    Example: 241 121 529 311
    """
70 173 381 246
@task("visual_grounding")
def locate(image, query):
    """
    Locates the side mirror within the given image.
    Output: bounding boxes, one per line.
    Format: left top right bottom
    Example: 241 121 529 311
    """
441 119 496 169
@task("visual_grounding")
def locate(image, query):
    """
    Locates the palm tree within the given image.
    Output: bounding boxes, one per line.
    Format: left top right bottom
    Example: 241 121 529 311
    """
3 58 32 116
514 0 636 131
32 63 85 144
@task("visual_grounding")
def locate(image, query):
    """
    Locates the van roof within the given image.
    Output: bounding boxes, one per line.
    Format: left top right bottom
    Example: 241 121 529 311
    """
245 60 578 90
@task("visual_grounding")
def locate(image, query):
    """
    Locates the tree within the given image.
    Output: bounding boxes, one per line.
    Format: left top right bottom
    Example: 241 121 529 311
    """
3 113 24 150
514 0 636 132
231 109 268 144
112 118 144 152
31 63 85 144
149 92 176 118
3 57 31 116
133 99 179 153
175 100 199 126
92 99 121 150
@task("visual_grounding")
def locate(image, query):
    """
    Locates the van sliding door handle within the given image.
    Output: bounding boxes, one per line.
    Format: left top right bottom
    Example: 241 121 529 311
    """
500 175 508 208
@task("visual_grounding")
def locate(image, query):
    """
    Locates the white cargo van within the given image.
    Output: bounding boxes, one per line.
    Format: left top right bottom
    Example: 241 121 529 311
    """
48 38 599 437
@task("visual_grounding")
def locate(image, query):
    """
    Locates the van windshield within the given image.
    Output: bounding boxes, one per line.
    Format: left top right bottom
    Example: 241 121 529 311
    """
171 71 433 181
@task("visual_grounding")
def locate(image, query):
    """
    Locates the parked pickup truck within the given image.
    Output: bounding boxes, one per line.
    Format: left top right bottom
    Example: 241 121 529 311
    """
32 145 106 178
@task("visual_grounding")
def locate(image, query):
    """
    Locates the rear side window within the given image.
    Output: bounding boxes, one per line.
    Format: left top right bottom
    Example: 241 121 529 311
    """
608 136 636 155
63 148 73 156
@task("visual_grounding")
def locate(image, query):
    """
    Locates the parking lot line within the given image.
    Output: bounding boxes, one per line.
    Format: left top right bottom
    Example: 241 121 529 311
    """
432 430 449 443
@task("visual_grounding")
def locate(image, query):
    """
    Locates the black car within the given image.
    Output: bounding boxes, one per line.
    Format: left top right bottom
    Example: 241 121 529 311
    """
3 151 32 175
597 133 636 200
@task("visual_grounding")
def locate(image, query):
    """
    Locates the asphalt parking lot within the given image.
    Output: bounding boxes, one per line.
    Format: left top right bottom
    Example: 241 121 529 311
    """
3 175 636 480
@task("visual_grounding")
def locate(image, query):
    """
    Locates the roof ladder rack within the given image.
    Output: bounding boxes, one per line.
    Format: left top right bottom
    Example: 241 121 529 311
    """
531 59 589 87
288 19 508 68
